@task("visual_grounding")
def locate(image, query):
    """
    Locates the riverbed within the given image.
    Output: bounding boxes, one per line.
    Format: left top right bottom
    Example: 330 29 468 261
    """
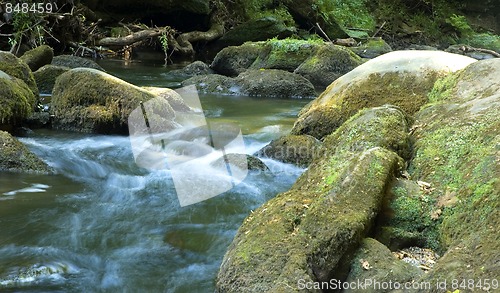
0 59 310 292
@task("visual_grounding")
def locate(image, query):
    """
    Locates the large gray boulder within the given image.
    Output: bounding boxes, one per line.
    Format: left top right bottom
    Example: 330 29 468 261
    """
291 50 477 139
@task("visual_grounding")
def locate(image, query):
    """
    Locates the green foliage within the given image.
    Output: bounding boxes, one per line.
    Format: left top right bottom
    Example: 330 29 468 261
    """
312 0 376 37
10 1 47 49
446 14 473 36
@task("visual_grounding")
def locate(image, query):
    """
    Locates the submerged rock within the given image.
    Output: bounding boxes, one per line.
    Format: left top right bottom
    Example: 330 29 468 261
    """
183 69 316 99
182 74 240 95
291 50 477 139
0 130 52 174
20 45 54 72
216 105 410 292
51 68 176 134
168 61 214 78
33 64 70 94
212 153 269 172
51 55 104 71
409 59 500 289
0 70 36 127
236 69 315 98
0 51 39 97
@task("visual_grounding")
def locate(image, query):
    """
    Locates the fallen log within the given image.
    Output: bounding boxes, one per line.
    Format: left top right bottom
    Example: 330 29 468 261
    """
97 28 166 47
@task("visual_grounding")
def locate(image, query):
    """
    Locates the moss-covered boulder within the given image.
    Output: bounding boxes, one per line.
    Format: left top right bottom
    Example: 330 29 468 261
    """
33 65 70 94
0 51 39 97
256 134 321 167
350 37 392 59
216 105 410 292
0 70 36 126
0 130 52 174
294 43 363 88
20 45 54 72
51 55 104 71
407 58 500 289
182 69 315 99
291 50 477 139
211 42 266 77
248 39 322 72
344 238 422 293
211 39 365 88
236 69 315 99
51 68 176 134
217 16 295 48
182 74 240 95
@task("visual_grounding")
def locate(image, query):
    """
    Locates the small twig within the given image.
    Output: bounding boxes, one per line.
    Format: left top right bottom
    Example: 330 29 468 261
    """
461 45 500 58
315 22 333 43
372 21 386 38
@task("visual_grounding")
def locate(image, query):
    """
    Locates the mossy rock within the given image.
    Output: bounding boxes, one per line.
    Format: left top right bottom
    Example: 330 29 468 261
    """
0 130 52 174
344 238 423 293
376 179 441 251
216 106 409 292
51 55 104 71
236 69 316 99
217 16 295 47
211 42 265 76
181 74 240 95
249 38 322 72
212 153 269 172
294 43 364 88
33 65 70 94
20 45 54 72
256 134 322 167
350 37 392 59
0 51 39 97
142 86 191 112
51 68 174 134
167 61 213 78
0 70 36 126
409 59 500 286
291 50 477 139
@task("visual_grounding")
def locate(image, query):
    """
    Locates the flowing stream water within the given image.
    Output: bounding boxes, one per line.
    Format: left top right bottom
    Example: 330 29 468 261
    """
0 59 311 292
